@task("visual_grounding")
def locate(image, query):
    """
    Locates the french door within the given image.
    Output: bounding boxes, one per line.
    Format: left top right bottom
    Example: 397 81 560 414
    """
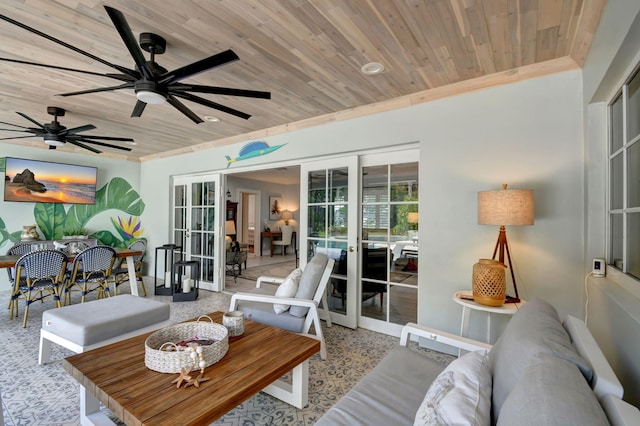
171 174 224 291
359 151 419 335
300 157 359 329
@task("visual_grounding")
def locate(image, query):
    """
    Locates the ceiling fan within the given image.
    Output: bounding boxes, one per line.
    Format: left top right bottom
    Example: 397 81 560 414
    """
0 6 271 123
0 106 133 154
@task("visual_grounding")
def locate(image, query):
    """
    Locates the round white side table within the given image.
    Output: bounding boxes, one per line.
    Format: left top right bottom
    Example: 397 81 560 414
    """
452 290 526 344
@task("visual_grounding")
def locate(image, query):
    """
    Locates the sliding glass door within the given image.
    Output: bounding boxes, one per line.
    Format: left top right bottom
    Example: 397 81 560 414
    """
359 151 419 335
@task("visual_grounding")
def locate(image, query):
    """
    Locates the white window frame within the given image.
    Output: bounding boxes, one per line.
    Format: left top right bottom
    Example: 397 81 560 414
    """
607 63 640 283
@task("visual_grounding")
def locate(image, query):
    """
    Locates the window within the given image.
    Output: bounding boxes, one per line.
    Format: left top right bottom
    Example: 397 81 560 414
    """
608 66 640 279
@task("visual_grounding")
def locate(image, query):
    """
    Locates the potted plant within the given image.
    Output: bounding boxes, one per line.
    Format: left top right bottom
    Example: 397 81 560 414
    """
62 228 89 239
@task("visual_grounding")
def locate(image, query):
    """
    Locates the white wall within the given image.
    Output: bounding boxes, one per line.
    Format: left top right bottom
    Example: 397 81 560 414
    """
0 144 140 291
141 69 585 342
582 0 640 406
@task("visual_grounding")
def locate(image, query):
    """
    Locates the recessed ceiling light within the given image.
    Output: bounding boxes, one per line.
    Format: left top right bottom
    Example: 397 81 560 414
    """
204 116 220 122
361 62 385 75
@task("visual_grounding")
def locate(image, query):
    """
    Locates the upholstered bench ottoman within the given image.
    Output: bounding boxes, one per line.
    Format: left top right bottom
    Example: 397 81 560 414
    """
39 295 171 364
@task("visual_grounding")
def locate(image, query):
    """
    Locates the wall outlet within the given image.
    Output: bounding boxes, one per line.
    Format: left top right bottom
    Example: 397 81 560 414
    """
593 258 605 277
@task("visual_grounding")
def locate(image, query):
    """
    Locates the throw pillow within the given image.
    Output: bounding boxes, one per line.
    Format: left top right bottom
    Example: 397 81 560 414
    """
414 350 492 426
273 268 303 314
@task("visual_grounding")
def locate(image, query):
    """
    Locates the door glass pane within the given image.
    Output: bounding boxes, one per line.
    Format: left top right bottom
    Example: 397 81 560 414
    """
611 153 624 210
610 213 623 269
308 170 327 202
628 213 640 279
175 185 186 206
192 183 203 206
611 94 624 154
330 168 348 202
389 285 417 324
628 74 640 141
362 165 388 199
308 205 326 237
390 162 419 202
327 241 348 314
204 182 216 206
628 142 640 208
329 204 348 239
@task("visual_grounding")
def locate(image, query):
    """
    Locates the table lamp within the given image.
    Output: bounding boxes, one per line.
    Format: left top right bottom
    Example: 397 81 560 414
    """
281 210 294 225
478 184 534 302
225 220 236 244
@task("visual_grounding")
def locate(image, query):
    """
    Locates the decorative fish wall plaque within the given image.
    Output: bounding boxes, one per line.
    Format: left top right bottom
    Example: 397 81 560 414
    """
225 141 285 168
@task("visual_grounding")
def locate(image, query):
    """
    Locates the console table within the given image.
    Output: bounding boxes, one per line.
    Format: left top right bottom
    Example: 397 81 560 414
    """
260 230 297 256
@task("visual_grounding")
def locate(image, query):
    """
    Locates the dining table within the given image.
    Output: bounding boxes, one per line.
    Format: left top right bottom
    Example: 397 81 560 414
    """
0 246 144 296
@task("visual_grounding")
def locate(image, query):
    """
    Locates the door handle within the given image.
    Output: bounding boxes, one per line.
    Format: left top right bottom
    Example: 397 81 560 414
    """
349 246 355 252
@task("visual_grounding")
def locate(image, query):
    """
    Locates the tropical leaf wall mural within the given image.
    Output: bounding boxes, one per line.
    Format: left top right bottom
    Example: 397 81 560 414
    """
0 177 145 249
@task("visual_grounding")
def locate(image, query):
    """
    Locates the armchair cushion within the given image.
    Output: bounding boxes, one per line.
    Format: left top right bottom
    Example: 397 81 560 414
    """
237 288 306 333
289 253 328 317
414 350 491 426
273 268 302 314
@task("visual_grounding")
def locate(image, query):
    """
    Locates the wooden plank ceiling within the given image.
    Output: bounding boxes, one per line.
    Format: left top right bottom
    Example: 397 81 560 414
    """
0 0 605 161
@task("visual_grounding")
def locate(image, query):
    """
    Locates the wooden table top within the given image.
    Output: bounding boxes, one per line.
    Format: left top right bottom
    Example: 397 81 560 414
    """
0 247 141 269
63 312 320 425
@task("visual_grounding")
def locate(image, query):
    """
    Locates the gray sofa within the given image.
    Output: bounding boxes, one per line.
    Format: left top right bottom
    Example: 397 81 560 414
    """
316 298 640 425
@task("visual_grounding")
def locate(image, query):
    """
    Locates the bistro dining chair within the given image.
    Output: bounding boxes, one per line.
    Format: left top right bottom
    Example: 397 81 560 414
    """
10 249 67 327
64 245 116 304
111 239 147 296
5 242 34 311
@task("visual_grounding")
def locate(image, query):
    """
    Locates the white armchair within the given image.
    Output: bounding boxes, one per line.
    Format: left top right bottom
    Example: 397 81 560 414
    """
230 254 335 359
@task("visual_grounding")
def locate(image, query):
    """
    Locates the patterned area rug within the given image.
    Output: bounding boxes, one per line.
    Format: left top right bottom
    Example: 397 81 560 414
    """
0 280 454 425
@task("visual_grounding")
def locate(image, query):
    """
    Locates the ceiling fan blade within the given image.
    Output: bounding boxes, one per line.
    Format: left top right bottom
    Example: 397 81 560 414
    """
0 135 36 140
70 137 132 151
79 135 135 142
131 100 146 118
0 120 32 129
67 139 101 154
159 49 239 84
104 6 153 81
0 57 132 80
172 84 271 99
0 13 138 78
58 82 134 97
65 125 97 135
166 95 204 124
172 92 251 120
16 112 46 129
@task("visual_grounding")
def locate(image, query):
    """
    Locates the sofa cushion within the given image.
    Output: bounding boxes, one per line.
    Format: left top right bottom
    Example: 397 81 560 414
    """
497 353 609 426
273 268 302 314
315 346 447 426
414 350 491 426
489 298 593 421
289 253 328 317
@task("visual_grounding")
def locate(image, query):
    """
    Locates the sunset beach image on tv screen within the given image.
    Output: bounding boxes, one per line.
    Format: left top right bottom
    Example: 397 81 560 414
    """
4 157 97 204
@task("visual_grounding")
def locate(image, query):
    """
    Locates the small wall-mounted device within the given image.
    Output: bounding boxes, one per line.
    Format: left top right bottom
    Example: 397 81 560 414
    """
592 258 605 277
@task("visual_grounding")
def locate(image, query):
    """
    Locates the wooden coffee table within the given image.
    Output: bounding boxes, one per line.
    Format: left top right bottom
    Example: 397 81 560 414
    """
63 311 320 425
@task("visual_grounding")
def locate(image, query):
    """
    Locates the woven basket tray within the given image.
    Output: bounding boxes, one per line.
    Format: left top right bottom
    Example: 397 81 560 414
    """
145 316 229 373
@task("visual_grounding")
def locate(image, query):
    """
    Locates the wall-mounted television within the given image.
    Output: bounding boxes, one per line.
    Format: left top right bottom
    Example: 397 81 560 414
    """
3 157 97 204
